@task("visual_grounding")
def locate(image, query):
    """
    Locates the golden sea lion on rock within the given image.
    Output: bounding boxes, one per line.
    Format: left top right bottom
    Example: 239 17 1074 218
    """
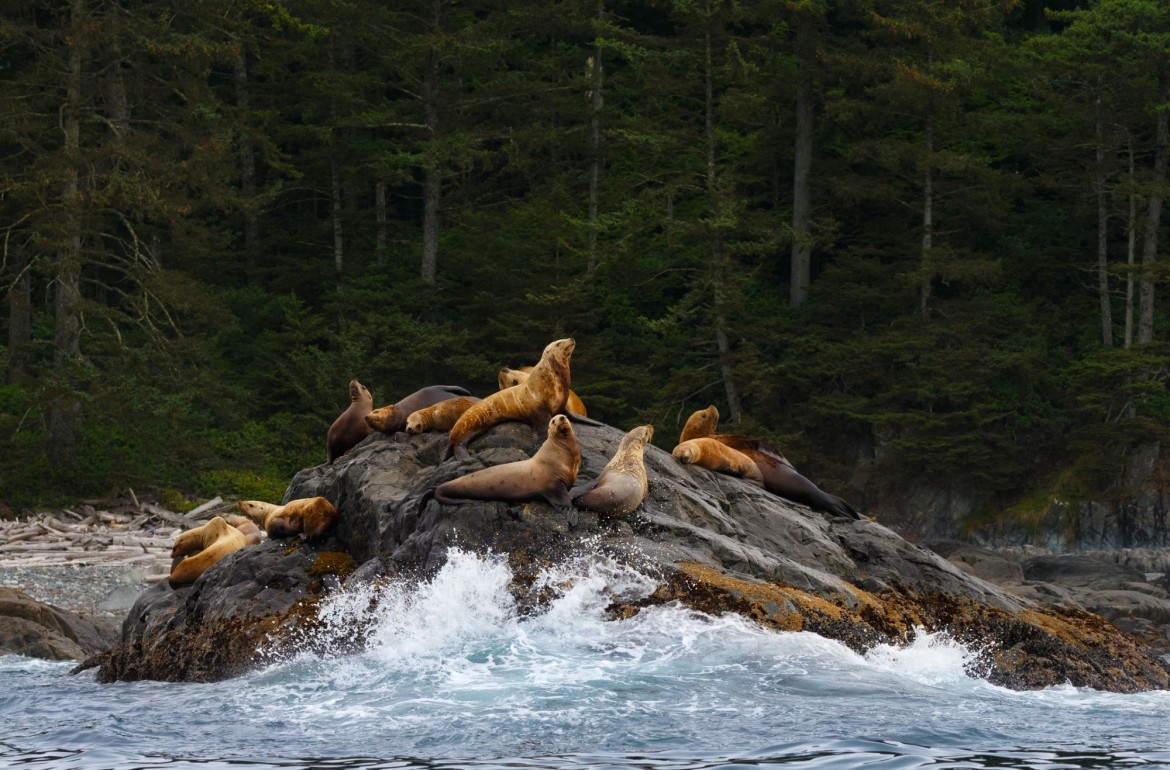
405 396 482 434
571 424 653 517
443 338 575 462
434 414 581 509
680 405 861 519
238 497 338 541
365 384 474 434
327 379 374 463
498 366 588 417
168 515 261 588
672 437 764 487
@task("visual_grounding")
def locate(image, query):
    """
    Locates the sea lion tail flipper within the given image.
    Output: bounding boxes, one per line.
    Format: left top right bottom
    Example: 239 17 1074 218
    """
442 385 473 397
564 412 604 427
836 497 862 520
569 479 599 502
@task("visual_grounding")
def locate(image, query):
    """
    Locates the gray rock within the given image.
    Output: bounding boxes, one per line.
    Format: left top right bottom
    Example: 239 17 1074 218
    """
0 587 119 661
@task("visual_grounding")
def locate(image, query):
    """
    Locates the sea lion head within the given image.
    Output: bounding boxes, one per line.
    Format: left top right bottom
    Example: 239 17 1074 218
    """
237 500 270 524
365 405 395 432
405 411 426 434
548 413 574 440
624 424 654 449
542 338 576 366
498 367 527 390
672 443 698 464
681 405 719 440
349 379 371 403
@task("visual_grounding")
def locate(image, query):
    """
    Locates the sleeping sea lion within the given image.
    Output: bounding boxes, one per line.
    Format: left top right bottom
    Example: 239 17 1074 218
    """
498 366 588 417
405 396 482 434
238 496 339 540
680 405 861 519
365 384 474 434
443 338 575 462
434 414 581 509
672 437 764 486
168 515 260 588
327 379 374 463
571 424 653 516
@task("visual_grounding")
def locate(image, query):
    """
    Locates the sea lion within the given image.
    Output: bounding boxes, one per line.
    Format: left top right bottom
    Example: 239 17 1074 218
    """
498 366 588 417
571 424 653 516
238 496 339 540
443 338 575 462
168 515 260 588
365 384 474 434
434 414 581 508
327 379 374 463
680 405 861 519
405 396 482 434
672 437 765 486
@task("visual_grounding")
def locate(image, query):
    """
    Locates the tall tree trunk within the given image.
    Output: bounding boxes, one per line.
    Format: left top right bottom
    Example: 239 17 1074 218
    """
587 0 604 271
704 22 741 424
234 45 258 273
331 157 344 291
375 180 387 268
6 259 32 378
920 106 935 318
1096 78 1113 347
789 15 813 308
420 0 441 285
1126 132 1137 349
1138 78 1168 345
49 0 85 472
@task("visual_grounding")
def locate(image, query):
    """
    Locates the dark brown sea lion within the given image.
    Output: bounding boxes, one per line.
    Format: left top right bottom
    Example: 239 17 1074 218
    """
571 424 653 516
365 384 474 434
672 437 764 486
168 515 259 588
327 379 374 463
443 338 575 462
434 414 581 508
237 496 339 540
405 396 482 434
498 366 588 417
680 405 861 519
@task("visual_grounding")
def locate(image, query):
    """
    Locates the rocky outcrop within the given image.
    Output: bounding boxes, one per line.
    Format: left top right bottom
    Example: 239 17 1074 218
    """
84 422 1170 691
0 588 119 661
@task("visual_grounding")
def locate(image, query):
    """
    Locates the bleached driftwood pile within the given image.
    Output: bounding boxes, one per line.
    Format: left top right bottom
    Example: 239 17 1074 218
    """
0 493 232 581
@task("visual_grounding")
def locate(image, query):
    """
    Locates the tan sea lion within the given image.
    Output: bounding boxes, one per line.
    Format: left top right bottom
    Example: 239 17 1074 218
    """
571 424 653 516
672 437 764 486
327 379 374 463
405 396 482 434
169 515 260 588
434 414 581 508
498 366 588 417
680 405 861 519
365 384 474 434
238 496 338 540
443 338 575 462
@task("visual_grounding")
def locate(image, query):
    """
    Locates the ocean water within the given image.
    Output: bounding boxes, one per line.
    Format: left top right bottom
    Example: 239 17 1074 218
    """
3 548 1170 770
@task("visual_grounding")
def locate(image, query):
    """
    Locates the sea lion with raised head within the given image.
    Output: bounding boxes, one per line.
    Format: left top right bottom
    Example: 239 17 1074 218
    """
672 437 764 486
405 396 482 434
571 424 653 517
498 366 588 417
434 414 581 508
443 338 575 462
327 379 374 463
680 405 861 519
238 496 339 540
169 515 261 588
365 384 474 434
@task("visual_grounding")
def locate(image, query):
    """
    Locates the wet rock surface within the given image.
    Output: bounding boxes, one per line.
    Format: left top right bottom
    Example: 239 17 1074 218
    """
87 422 1170 691
0 587 120 661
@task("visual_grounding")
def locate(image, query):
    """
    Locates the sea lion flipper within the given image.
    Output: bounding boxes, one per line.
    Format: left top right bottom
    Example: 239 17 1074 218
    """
441 385 473 397
564 412 604 427
569 478 599 502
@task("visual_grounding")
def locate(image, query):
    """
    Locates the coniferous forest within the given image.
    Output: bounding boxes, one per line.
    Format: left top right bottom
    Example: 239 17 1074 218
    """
2 0 1169 525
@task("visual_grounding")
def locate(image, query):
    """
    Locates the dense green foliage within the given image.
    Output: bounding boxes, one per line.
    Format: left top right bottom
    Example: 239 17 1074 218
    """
2 0 1169 517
